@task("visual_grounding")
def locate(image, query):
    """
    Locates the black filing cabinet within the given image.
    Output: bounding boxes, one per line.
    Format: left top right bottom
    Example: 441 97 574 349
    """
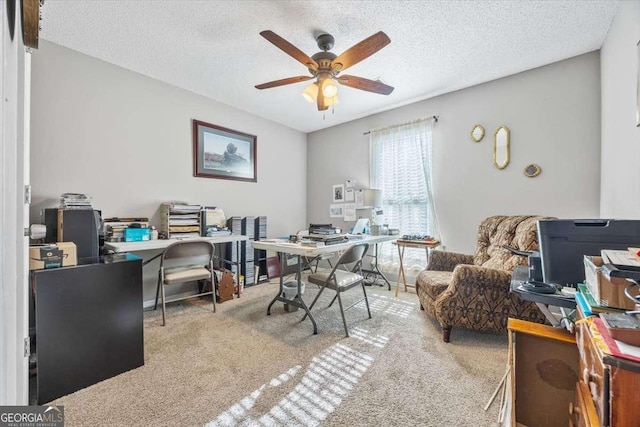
31 254 143 404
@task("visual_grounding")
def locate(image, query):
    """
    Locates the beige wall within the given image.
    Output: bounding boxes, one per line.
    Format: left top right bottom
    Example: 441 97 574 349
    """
30 41 307 239
308 53 602 254
600 0 640 217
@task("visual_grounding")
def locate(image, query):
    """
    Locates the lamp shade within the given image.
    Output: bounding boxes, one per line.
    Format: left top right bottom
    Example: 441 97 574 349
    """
302 83 318 103
321 78 338 97
363 189 382 207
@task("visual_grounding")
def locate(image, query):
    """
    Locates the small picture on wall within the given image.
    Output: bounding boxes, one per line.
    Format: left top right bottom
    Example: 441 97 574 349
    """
330 204 344 218
333 184 345 202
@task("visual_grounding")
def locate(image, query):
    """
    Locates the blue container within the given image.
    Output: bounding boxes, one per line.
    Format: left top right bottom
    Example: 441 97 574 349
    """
124 227 151 242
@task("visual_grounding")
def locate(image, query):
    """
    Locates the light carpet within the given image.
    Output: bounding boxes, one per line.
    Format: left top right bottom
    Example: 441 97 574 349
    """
51 279 508 426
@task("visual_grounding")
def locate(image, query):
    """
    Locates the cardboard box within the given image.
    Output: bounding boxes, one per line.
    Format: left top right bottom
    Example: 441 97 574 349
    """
584 255 636 310
29 242 77 270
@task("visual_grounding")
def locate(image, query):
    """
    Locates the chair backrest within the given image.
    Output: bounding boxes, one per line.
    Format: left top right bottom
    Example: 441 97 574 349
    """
323 243 369 283
160 240 215 267
473 215 554 272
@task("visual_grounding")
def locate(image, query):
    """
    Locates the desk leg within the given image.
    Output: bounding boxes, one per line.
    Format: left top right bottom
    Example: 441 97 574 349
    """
235 240 241 298
371 243 391 290
266 253 285 315
395 245 406 298
535 302 561 327
265 253 317 335
295 255 317 335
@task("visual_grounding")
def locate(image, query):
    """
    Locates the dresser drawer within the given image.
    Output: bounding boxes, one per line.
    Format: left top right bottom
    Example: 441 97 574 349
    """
570 380 599 427
576 323 608 425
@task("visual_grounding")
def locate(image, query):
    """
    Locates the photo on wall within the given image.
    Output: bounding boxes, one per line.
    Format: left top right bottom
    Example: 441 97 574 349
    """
332 184 345 202
330 204 344 218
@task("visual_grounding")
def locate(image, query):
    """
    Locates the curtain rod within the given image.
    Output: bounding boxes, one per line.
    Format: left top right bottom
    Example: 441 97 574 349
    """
362 115 439 135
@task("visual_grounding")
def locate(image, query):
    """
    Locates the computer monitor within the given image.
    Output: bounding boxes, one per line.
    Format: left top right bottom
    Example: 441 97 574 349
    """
537 219 640 287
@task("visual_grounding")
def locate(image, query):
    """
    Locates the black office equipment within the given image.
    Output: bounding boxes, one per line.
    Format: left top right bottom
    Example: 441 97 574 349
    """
537 219 640 287
503 245 556 293
43 208 102 259
309 223 336 235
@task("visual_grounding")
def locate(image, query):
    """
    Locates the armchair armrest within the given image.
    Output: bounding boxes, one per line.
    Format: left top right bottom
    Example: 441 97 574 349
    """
426 250 474 271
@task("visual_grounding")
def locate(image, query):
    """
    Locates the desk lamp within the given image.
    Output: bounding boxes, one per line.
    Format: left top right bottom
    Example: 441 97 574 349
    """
356 189 383 232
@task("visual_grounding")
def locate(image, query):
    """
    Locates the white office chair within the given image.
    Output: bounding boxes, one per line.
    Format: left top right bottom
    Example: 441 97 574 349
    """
154 240 216 326
303 243 371 337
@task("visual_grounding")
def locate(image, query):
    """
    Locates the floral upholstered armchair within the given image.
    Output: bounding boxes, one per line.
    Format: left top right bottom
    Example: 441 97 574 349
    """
415 215 551 343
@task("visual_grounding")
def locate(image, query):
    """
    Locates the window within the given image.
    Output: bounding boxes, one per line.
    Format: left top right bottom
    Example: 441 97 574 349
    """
370 118 438 272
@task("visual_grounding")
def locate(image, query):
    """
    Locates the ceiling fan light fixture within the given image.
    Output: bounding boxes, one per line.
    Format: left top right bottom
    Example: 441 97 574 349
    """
326 95 339 106
321 78 338 98
302 83 318 103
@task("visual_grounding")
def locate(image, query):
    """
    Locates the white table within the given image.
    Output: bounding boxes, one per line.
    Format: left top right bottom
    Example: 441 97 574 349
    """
392 239 440 297
253 234 396 334
104 235 249 299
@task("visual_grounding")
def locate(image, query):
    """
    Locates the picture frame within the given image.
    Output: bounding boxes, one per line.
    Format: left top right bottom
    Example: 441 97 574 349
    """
330 204 344 218
332 184 345 202
193 119 257 182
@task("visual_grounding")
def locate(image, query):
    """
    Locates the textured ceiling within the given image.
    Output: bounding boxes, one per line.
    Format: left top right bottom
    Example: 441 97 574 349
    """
40 0 619 133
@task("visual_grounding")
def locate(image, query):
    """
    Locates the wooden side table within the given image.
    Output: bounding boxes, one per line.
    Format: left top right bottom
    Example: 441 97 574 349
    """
392 239 440 297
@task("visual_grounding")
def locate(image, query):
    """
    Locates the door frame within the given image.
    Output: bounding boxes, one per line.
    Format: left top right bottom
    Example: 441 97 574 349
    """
1 0 30 405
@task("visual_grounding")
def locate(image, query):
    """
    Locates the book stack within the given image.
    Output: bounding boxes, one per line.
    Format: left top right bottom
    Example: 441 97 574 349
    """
583 316 640 364
103 217 149 242
159 202 201 239
59 193 93 209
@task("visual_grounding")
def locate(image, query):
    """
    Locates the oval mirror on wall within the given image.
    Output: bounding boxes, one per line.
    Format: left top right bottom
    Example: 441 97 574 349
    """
493 126 510 169
470 124 485 142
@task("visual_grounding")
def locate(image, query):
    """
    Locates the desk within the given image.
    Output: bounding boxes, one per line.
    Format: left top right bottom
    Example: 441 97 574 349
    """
392 239 439 297
253 235 395 334
510 265 575 328
104 235 248 299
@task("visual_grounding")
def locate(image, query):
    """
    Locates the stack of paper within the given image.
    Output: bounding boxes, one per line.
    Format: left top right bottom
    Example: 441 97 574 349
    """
60 193 93 209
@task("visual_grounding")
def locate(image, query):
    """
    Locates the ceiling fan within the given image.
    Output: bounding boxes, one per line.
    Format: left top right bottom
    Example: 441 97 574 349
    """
255 30 394 111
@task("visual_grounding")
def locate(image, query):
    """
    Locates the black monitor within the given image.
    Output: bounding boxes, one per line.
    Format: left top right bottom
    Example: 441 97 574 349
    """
537 219 640 287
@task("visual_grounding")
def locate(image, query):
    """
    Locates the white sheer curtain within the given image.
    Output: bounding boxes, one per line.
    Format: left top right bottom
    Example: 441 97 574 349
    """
370 117 439 275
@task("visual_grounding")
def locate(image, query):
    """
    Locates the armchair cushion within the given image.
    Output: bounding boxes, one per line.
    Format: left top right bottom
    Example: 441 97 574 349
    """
426 250 474 272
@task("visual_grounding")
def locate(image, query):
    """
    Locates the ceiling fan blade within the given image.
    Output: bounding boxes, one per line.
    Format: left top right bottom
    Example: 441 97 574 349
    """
255 76 313 90
331 31 391 72
260 30 318 72
337 75 394 95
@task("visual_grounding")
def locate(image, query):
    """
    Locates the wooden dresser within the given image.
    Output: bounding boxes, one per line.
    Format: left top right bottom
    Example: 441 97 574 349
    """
572 317 640 427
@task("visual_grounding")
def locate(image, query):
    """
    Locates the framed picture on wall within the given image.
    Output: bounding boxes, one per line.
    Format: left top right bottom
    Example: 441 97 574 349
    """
332 184 345 202
193 119 257 182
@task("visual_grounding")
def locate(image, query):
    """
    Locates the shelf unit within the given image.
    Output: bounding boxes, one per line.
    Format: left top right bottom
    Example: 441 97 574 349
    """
254 216 268 283
159 202 201 239
241 217 255 286
224 216 242 278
